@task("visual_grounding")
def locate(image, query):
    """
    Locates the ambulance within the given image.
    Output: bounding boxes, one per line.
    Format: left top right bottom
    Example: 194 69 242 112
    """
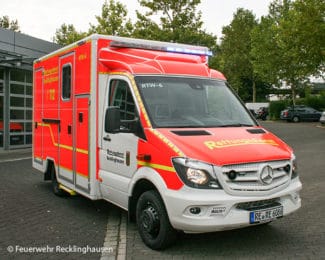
33 34 302 249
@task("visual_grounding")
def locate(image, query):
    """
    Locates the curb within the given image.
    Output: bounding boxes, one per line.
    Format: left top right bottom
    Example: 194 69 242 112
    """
101 208 127 260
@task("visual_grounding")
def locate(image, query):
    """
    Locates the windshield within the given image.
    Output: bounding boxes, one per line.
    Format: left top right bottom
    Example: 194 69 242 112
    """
135 76 256 128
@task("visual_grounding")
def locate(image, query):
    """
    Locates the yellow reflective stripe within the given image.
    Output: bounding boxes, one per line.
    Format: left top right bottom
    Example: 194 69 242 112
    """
149 129 184 156
38 123 88 155
76 148 88 155
138 160 175 172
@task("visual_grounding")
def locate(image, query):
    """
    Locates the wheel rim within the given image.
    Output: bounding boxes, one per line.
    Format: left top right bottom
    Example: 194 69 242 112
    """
293 116 299 122
140 203 160 237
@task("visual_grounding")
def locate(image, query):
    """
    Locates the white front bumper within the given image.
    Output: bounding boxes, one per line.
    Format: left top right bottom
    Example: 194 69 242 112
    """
163 178 302 233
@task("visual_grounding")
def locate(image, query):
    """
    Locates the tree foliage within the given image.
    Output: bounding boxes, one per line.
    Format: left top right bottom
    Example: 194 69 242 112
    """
251 0 325 103
53 24 87 45
54 0 133 45
134 0 208 43
0 15 20 32
218 8 259 102
89 0 133 36
288 0 325 78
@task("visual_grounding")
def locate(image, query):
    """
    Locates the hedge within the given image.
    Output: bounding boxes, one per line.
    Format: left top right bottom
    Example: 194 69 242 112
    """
269 100 290 120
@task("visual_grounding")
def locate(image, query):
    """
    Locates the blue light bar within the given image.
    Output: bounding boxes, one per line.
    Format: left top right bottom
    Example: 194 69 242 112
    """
110 38 213 57
166 46 213 56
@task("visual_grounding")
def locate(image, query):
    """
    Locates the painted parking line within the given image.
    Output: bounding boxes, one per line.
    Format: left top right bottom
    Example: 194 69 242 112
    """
0 157 32 163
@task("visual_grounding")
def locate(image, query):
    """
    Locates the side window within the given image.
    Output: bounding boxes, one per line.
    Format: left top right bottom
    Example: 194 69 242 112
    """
109 79 136 120
62 65 71 100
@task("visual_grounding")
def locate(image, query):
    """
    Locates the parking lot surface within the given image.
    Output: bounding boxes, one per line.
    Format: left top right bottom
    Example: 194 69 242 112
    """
0 156 116 259
0 121 324 259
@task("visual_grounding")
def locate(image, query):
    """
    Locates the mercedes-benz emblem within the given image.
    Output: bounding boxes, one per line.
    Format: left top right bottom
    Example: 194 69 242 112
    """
259 165 274 185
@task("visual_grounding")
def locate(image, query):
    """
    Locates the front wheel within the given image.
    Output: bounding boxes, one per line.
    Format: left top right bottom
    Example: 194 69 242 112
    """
136 190 177 250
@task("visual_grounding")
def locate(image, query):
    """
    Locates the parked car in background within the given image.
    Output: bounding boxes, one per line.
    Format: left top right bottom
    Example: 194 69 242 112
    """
256 107 269 121
280 105 322 122
0 121 24 146
320 112 325 125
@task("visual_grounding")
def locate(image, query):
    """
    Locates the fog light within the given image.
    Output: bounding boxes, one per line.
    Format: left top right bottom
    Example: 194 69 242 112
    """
189 207 201 215
227 170 237 180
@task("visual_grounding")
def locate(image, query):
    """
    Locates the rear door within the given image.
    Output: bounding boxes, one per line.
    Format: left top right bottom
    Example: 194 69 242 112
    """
33 68 44 163
74 95 90 192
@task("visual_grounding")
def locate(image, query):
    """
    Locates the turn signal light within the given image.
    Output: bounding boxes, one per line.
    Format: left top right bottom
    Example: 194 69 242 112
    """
136 154 151 162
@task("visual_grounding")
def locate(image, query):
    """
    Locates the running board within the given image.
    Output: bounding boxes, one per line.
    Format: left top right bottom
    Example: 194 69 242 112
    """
59 184 77 196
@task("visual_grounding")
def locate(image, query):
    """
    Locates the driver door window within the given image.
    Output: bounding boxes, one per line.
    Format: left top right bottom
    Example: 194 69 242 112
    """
109 79 135 120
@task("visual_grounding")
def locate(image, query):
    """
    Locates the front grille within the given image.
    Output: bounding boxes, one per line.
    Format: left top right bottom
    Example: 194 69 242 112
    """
218 160 292 195
236 198 280 211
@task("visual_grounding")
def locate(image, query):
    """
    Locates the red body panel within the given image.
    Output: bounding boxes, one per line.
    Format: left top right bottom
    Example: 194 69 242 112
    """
33 41 92 177
157 127 292 165
137 129 184 190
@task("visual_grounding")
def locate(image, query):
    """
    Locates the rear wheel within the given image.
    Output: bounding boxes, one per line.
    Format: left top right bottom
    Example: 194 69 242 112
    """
292 116 300 123
50 166 67 197
136 190 177 250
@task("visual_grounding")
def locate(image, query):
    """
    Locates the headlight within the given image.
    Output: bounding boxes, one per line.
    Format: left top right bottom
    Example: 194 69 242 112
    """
172 157 221 189
186 168 208 185
291 154 298 179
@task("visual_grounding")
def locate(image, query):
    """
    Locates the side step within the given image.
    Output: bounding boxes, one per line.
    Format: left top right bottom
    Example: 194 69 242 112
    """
59 184 77 196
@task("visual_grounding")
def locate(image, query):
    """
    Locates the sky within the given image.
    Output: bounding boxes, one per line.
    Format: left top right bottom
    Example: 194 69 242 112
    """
1 0 273 42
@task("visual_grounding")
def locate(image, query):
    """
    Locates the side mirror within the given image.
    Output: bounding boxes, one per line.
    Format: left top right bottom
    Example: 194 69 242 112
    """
105 106 121 133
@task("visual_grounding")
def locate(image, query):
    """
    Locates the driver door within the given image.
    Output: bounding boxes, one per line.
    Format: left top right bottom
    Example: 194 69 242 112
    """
99 77 140 208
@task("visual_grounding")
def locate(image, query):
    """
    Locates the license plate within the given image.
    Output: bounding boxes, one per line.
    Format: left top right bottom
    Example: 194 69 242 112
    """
250 206 283 224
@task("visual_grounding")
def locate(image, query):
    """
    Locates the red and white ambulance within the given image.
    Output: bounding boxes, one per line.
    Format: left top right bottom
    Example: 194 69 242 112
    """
33 34 302 249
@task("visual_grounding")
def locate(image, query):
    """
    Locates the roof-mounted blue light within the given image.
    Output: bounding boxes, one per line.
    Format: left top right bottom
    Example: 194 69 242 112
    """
110 38 213 57
166 46 213 56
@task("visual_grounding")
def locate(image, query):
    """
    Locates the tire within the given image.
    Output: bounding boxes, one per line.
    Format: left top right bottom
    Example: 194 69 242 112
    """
136 190 177 250
292 116 300 123
50 166 68 197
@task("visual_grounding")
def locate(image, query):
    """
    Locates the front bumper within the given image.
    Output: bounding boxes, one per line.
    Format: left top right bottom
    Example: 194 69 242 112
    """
163 178 302 233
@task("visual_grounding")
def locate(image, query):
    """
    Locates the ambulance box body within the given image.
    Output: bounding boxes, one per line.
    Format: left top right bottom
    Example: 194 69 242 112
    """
33 35 302 249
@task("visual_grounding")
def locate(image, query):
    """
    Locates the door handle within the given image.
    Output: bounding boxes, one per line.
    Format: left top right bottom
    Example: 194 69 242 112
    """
103 135 111 142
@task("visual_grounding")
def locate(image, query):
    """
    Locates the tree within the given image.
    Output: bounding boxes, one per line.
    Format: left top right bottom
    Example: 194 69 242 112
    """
53 0 133 45
53 24 87 45
0 15 20 32
287 0 325 78
89 0 133 36
218 8 259 102
251 16 279 85
133 0 217 49
251 0 325 104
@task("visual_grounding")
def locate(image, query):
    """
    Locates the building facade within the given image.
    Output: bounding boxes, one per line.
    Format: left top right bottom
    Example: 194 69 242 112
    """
0 28 60 150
